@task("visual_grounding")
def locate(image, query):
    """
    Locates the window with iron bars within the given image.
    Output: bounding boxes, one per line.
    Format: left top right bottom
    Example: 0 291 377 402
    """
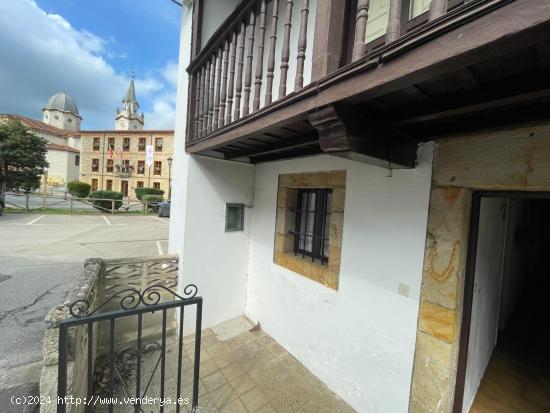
138 138 146 151
93 138 100 151
291 188 332 264
123 137 130 151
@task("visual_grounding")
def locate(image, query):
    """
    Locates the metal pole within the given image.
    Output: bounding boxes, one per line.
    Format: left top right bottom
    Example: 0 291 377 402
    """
168 164 172 200
111 199 115 214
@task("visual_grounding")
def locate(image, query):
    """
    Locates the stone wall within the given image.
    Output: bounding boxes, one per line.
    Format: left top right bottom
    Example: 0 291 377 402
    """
409 122 550 412
40 259 103 413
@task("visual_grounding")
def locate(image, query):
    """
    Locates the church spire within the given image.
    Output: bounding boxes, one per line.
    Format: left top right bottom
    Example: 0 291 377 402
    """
115 71 144 130
124 71 138 107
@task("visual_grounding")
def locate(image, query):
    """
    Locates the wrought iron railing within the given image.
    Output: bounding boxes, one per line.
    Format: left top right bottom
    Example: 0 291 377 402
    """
40 256 187 413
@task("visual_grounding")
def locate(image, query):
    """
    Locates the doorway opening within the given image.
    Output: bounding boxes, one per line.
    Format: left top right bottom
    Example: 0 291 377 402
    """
456 192 550 412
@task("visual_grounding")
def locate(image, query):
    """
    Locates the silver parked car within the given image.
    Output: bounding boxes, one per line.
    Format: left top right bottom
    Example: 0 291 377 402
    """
158 200 170 217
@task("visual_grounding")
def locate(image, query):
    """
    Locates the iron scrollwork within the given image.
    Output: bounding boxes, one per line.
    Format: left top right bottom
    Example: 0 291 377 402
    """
69 283 198 318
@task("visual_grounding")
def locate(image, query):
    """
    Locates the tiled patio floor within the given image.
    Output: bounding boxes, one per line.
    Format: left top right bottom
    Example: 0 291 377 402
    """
97 316 354 412
182 317 355 413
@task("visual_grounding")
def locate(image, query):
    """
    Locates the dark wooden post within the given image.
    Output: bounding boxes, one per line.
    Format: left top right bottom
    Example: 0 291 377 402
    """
234 21 246 120
429 0 448 21
279 0 294 98
295 0 309 91
213 48 222 131
219 40 230 127
265 0 279 105
352 0 370 62
226 32 238 125
253 0 267 111
311 0 347 81
243 10 256 116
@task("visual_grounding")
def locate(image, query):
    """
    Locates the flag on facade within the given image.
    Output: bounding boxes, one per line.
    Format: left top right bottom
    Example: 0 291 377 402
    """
108 147 113 159
146 144 154 167
120 148 125 160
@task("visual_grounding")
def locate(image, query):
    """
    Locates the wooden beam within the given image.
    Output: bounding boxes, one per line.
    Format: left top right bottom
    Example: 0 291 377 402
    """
308 105 417 167
394 87 550 125
225 136 318 159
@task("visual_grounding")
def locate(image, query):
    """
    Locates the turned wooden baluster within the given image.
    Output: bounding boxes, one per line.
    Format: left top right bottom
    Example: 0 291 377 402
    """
294 0 309 91
265 0 279 105
253 0 267 112
352 0 369 62
386 0 404 43
193 72 201 140
219 40 230 127
429 0 448 21
213 48 222 131
207 56 216 134
234 21 246 120
279 0 294 98
198 66 206 137
243 10 256 116
226 32 238 125
202 60 210 134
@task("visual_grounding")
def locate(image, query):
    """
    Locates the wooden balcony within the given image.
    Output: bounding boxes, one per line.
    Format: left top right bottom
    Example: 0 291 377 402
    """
185 0 550 166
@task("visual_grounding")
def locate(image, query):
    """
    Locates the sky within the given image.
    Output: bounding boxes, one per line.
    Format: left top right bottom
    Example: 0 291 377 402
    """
0 0 183 130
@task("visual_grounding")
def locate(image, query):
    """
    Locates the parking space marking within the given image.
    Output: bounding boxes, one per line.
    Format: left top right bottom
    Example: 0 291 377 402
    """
156 240 164 255
102 216 112 226
26 215 46 225
152 216 169 224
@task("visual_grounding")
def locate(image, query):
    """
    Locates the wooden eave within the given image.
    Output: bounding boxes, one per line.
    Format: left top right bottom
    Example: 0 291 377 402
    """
186 0 550 162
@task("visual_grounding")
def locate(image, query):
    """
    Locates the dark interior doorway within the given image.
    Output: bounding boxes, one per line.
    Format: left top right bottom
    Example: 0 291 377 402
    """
455 192 550 412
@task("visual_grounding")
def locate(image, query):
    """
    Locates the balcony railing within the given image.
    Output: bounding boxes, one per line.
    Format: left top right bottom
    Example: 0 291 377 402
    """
185 0 511 147
115 164 134 178
187 0 316 143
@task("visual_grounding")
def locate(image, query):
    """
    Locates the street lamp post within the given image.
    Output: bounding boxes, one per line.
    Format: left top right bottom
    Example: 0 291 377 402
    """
167 157 173 201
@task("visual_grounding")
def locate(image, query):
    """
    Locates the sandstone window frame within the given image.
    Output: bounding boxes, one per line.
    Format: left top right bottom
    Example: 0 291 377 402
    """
273 170 346 291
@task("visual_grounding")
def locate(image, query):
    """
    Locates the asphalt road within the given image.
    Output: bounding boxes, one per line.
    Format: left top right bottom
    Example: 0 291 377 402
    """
0 213 169 411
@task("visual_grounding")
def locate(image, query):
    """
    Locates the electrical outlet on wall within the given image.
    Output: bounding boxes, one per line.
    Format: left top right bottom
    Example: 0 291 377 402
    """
398 283 410 297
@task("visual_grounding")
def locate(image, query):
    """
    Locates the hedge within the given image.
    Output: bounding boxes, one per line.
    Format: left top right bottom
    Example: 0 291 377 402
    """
135 187 165 201
67 181 91 198
89 191 123 211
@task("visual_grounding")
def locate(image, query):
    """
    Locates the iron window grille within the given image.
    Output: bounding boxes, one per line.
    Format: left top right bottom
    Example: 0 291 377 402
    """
138 138 146 151
93 138 100 151
123 138 130 151
291 188 332 264
137 160 145 174
154 161 162 175
92 159 99 172
155 138 163 152
106 159 114 173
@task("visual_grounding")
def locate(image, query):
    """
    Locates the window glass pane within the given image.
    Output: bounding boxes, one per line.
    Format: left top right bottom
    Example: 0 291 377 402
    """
365 0 390 43
410 0 431 19
225 204 244 231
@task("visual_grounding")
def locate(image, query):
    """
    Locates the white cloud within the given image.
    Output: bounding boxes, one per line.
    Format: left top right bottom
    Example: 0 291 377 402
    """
0 0 177 130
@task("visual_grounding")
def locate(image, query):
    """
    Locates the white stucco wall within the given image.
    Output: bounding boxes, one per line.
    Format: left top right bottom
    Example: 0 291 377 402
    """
245 147 433 413
179 157 255 331
168 3 193 257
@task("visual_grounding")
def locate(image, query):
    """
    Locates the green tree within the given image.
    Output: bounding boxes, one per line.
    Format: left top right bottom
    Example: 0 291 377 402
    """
0 120 49 192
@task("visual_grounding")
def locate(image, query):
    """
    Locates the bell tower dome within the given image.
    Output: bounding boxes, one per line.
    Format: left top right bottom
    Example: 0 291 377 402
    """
42 91 82 131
